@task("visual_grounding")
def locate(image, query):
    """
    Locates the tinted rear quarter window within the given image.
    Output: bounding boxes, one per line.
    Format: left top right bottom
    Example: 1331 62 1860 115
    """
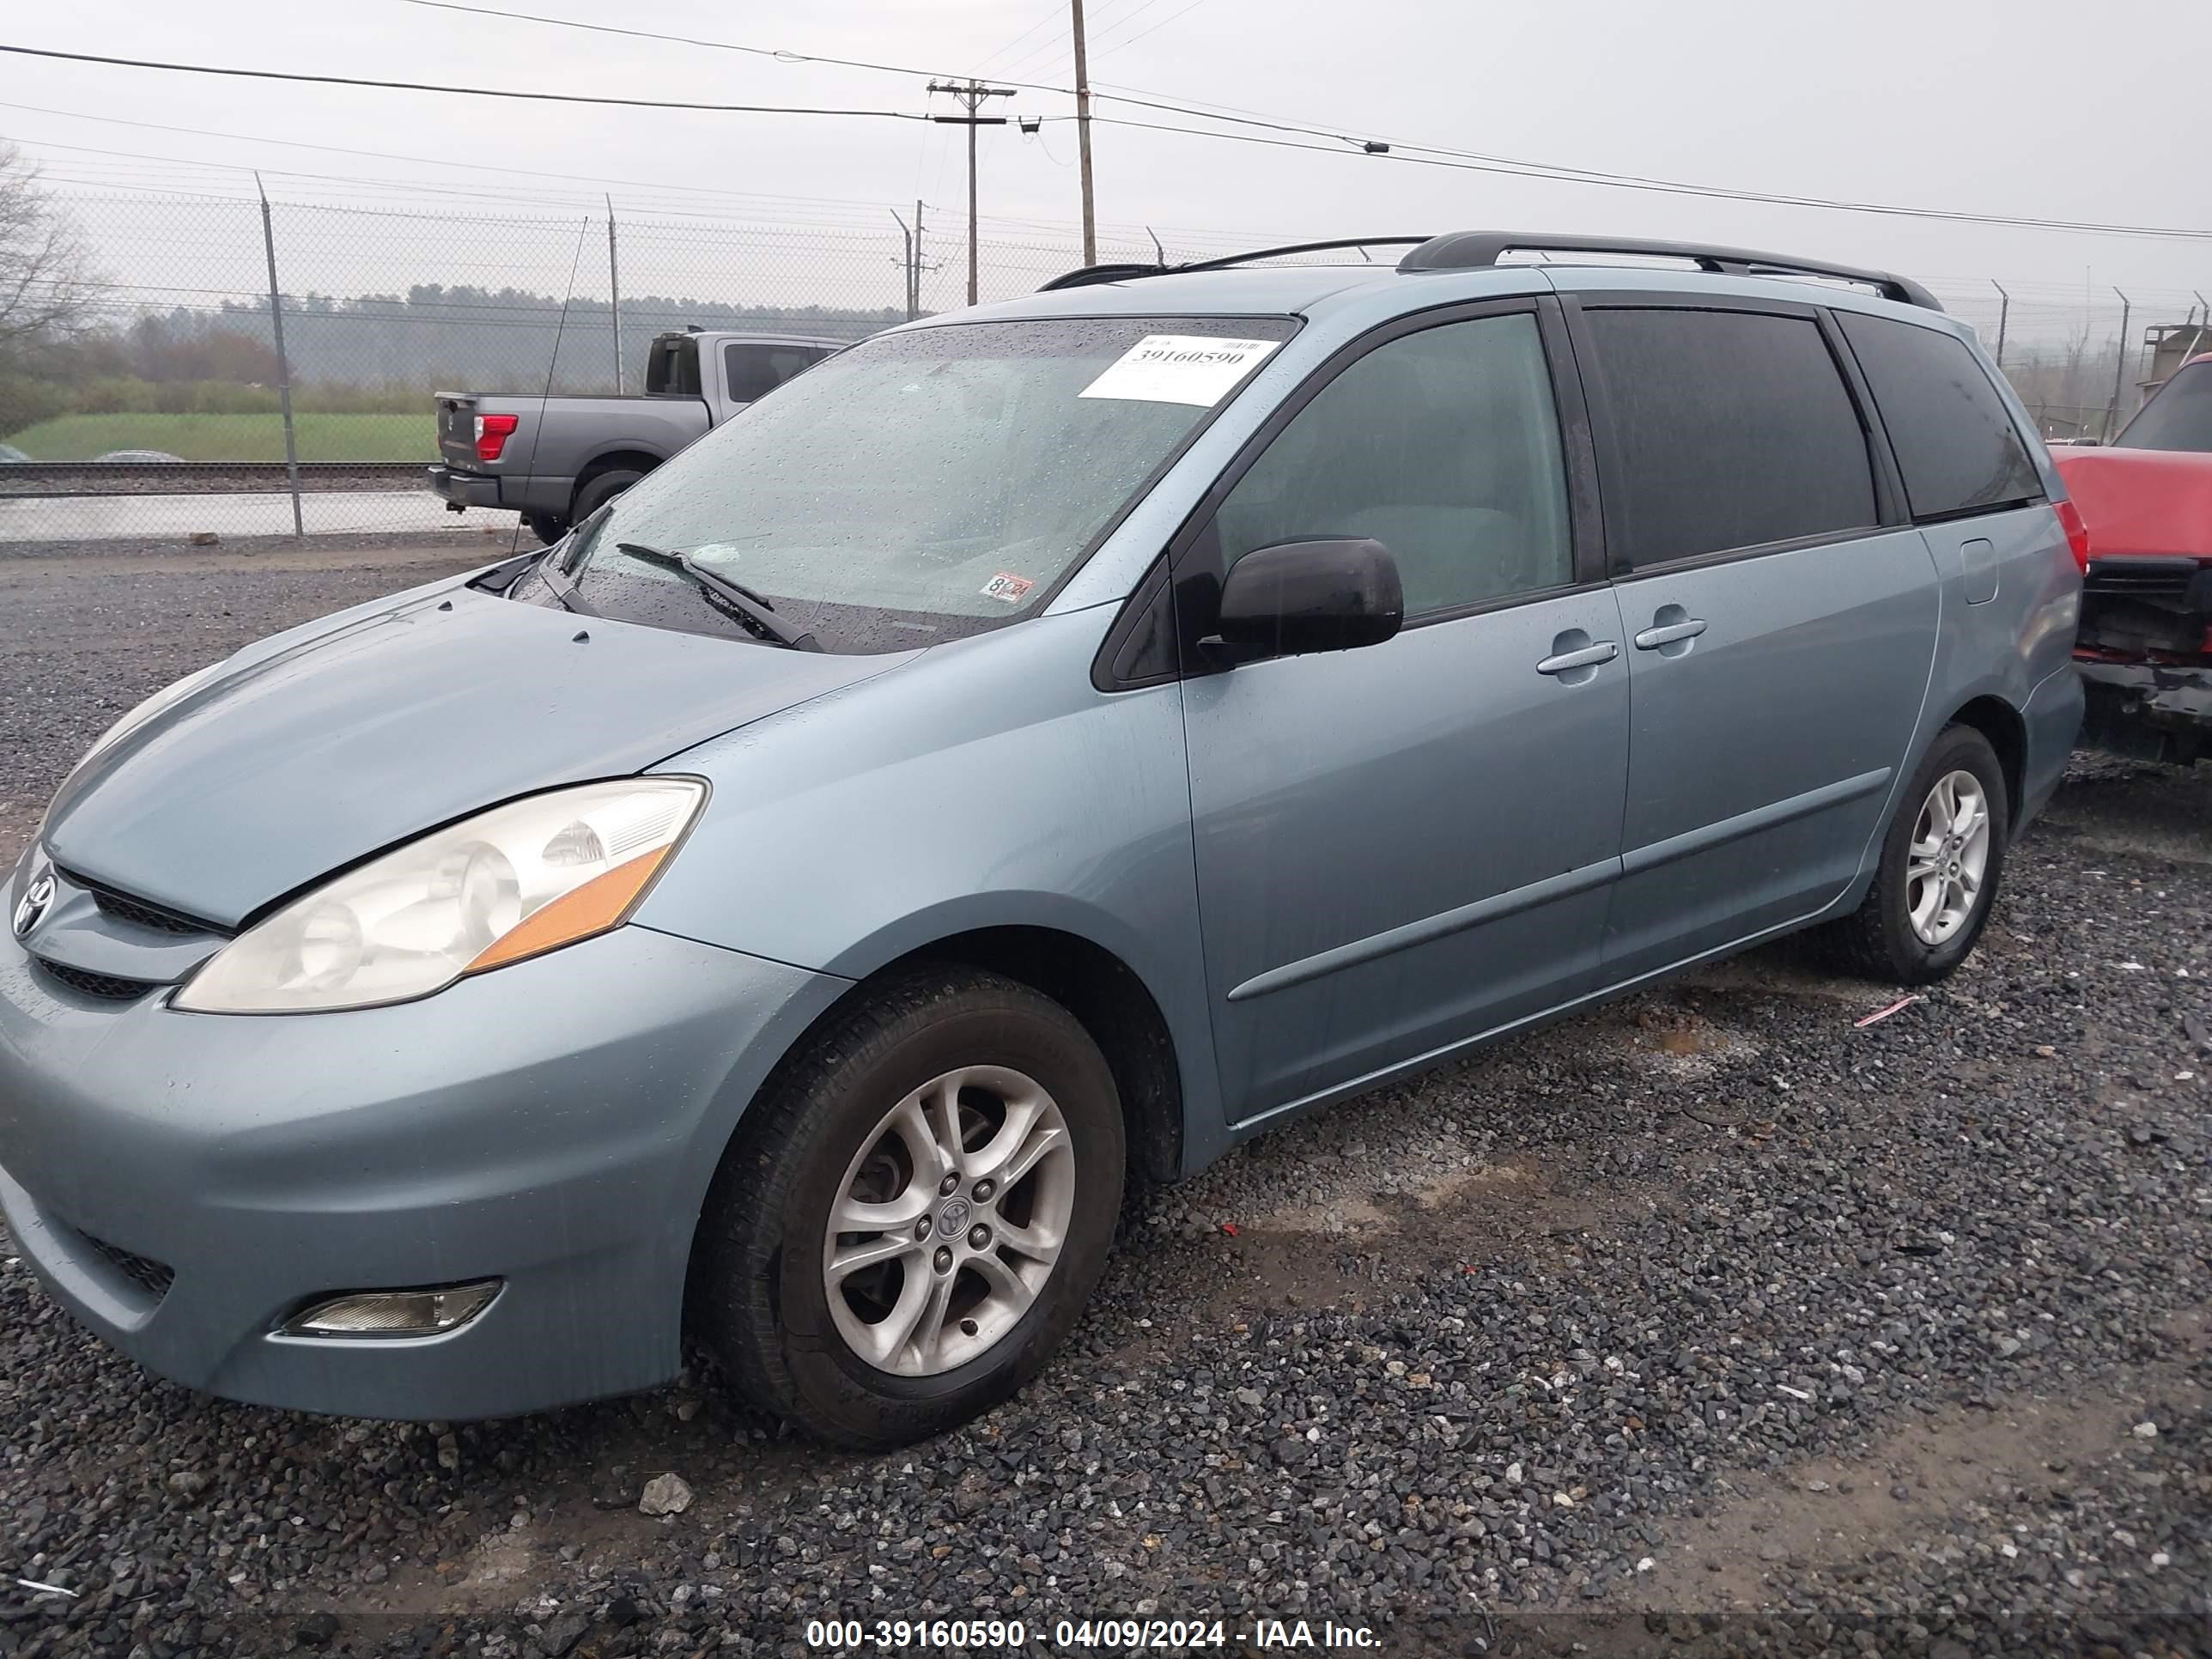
1836 311 2042 519
1583 307 1877 568
645 337 702 397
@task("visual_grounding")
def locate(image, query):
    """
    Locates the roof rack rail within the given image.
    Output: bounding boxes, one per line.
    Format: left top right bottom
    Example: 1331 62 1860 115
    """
1036 261 1170 291
1395 232 1942 311
1036 237 1431 292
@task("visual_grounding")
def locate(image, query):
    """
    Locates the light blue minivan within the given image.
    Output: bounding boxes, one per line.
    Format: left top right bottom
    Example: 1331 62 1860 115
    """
0 234 2083 1446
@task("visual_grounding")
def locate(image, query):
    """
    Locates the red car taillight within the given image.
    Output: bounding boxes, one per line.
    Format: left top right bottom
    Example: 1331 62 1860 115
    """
2054 498 2092 574
473 413 519 463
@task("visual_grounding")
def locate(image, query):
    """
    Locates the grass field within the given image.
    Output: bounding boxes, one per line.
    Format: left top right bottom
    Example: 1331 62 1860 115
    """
1 412 437 462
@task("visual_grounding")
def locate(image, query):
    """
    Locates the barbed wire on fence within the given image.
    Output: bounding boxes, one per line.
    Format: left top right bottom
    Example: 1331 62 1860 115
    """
1 185 2205 544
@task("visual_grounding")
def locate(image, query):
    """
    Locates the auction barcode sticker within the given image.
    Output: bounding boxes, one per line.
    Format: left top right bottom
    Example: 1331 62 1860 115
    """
1078 335 1280 407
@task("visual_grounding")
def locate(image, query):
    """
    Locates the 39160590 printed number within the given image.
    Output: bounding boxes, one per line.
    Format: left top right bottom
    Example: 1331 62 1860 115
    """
804 1620 1028 1650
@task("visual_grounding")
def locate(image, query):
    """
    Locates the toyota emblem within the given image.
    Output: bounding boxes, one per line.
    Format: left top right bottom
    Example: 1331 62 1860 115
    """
13 872 54 939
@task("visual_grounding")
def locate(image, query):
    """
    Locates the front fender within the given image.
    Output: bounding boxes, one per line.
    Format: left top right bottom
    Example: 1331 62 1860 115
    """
631 608 1228 1159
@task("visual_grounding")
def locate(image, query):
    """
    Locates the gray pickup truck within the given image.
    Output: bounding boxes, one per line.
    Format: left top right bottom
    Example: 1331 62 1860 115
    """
428 329 848 543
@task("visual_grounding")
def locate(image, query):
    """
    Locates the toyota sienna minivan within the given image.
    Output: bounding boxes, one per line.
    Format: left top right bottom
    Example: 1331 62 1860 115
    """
0 234 2084 1448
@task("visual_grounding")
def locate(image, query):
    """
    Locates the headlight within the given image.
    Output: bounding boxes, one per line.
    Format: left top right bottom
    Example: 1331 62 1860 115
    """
174 778 707 1014
72 663 225 780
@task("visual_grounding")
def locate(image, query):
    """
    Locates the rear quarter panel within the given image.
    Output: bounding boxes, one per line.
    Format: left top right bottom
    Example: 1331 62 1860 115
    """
436 395 709 483
1820 294 2081 849
536 398 710 475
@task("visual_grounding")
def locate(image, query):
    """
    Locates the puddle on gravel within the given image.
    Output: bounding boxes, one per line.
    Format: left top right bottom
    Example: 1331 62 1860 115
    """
1254 1158 1534 1235
1632 1306 2211 1613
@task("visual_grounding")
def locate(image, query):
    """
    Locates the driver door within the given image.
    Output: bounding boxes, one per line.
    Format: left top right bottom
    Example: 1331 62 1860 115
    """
1173 301 1632 1123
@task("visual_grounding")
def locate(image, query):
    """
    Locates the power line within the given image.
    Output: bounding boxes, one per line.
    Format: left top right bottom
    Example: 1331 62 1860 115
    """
0 102 935 220
0 44 929 119
970 7 1062 76
8 116 1282 246
1091 0 1206 57
402 0 1064 95
380 3 2212 244
1078 115 2212 244
16 25 2210 246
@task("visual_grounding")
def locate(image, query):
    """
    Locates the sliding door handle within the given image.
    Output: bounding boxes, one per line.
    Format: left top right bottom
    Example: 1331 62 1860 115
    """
1633 617 1708 650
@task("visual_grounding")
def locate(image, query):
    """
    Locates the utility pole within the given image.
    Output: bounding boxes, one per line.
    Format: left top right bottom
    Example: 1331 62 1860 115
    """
890 207 915 320
253 173 304 542
606 194 623 393
1070 0 1097 265
928 79 1014 305
2106 289 2133 441
1991 280 2009 369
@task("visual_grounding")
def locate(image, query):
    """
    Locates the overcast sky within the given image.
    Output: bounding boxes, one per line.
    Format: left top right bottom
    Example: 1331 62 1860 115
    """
7 0 2209 324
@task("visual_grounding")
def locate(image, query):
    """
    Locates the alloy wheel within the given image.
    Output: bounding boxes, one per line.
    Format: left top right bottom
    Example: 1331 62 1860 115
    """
1905 768 1991 946
822 1066 1076 1376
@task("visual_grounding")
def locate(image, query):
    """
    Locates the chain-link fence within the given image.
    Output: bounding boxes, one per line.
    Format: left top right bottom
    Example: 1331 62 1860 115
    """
3 184 2206 545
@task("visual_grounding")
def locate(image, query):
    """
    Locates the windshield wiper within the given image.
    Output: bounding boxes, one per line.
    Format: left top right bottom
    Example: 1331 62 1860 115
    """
612 542 821 652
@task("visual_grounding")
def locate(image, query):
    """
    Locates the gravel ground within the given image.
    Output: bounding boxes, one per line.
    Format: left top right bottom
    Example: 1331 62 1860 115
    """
0 546 2207 1658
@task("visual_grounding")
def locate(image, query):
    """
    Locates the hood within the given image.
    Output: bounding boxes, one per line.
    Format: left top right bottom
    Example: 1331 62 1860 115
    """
43 583 908 927
2053 446 2212 560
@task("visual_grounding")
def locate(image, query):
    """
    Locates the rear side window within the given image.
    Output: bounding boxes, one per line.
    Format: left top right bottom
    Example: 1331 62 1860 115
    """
1836 312 2043 519
725 342 832 404
2116 360 2212 453
1583 307 1877 568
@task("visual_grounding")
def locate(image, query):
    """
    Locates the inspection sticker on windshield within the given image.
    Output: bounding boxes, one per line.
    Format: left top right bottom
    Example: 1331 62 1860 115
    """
1079 335 1279 407
980 571 1036 605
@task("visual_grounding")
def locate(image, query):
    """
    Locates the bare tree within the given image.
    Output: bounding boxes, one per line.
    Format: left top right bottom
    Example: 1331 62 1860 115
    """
0 143 95 349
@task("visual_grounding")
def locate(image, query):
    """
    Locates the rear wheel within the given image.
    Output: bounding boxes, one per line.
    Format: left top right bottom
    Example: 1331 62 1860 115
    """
690 967 1125 1448
523 513 568 545
1813 724 2008 983
568 466 644 526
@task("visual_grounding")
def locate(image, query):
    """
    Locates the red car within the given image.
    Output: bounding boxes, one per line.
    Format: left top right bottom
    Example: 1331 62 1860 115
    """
2055 352 2212 763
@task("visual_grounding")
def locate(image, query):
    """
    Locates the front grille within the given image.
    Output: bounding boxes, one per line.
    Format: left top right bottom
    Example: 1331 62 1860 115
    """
79 1233 175 1299
33 958 158 1001
88 887 205 937
50 867 216 937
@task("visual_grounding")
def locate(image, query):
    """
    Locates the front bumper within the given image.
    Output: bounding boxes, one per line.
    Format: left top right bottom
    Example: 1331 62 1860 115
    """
0 914 847 1419
2076 657 2212 764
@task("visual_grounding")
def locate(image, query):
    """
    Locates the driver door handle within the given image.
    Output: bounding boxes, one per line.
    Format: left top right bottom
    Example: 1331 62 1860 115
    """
1536 641 1620 675
1634 617 1708 650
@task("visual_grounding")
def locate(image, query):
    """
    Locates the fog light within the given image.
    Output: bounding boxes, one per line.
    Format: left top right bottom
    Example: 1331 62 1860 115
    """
281 1281 501 1339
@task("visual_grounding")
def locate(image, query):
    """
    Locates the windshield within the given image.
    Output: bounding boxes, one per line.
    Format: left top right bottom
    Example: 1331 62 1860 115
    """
538 315 1297 652
2116 360 2212 453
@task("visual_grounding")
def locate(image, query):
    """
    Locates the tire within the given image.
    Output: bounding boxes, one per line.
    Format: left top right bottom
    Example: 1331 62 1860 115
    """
568 466 644 526
1813 724 2009 984
523 513 568 545
691 967 1126 1449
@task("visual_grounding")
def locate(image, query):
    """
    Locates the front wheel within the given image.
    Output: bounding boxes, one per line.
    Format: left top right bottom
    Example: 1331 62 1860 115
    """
690 968 1126 1448
1814 724 2009 983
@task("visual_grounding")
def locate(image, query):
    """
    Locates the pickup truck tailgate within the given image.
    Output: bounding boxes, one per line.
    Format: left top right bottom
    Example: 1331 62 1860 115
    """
436 394 483 469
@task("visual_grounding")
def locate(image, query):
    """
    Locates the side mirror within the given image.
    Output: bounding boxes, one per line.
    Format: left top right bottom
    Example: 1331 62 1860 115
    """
1207 538 1404 662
